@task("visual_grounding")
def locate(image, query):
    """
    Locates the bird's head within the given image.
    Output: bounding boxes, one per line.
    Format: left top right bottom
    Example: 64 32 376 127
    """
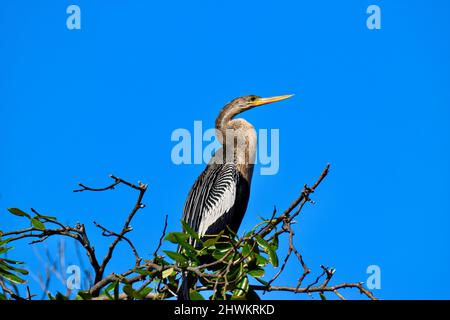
216 94 293 130
215 93 294 149
228 94 294 114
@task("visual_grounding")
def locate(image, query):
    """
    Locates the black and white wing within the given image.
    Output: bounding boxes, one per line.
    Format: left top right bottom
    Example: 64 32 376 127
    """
182 163 250 245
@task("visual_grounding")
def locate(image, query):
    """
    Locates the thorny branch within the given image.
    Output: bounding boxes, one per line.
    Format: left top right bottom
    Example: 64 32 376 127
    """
1 164 377 300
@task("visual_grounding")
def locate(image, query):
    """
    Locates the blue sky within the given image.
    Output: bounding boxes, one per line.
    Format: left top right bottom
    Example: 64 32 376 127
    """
1 0 449 299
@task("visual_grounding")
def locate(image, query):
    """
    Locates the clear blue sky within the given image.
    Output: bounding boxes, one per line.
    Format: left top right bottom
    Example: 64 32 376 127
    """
1 0 449 300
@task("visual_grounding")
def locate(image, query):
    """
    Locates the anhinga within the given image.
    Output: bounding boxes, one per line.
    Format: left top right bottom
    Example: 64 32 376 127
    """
178 94 293 300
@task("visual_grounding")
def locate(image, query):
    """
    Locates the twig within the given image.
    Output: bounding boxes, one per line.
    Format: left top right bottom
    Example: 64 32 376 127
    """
73 174 143 193
153 214 168 258
72 174 149 295
258 164 330 238
0 279 25 300
250 282 377 300
93 221 141 265
98 181 147 279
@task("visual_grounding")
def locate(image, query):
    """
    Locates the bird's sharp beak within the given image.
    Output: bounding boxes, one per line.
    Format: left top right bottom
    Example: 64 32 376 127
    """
251 94 294 107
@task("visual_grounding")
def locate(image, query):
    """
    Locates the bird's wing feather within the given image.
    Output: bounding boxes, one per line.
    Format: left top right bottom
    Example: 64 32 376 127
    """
182 163 239 239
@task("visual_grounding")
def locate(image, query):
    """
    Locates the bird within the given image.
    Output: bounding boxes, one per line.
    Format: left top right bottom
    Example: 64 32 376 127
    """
177 94 293 300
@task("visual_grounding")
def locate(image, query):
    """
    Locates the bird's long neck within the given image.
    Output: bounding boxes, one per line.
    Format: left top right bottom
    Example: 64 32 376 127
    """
215 103 241 136
214 103 257 183
213 119 257 184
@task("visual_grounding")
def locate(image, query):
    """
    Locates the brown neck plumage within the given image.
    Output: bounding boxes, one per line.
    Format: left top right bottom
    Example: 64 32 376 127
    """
215 102 242 137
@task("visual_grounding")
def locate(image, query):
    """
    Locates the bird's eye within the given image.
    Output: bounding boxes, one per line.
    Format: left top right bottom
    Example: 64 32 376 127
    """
250 96 257 101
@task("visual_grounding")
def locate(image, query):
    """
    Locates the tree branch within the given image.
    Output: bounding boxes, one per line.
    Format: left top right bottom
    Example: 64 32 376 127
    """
1 165 377 301
72 174 148 294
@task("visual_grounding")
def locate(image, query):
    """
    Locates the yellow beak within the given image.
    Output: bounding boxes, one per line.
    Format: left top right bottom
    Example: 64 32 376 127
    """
250 94 294 107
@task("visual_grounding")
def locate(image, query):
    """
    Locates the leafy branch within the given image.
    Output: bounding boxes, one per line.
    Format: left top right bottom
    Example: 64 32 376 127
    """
0 165 377 300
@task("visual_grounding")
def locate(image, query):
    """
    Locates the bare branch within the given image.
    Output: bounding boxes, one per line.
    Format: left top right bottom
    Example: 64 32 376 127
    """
0 279 25 300
93 221 141 265
73 174 144 193
153 214 168 258
258 164 330 238
250 282 377 300
6 222 102 286
97 180 147 278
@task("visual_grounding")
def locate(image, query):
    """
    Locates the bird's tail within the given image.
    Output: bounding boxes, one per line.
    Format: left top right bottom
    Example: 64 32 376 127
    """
178 271 191 301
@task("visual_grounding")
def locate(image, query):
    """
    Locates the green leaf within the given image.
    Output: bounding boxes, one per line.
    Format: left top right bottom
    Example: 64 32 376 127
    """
134 268 151 276
242 242 255 258
201 230 225 249
181 220 202 245
137 287 153 299
103 290 113 300
251 219 271 232
177 240 199 262
13 267 29 275
226 263 244 283
102 281 117 300
163 250 188 264
255 235 278 267
254 235 270 251
2 273 26 284
1 258 25 265
320 293 327 300
189 290 205 300
248 267 265 278
77 291 93 300
162 267 174 279
7 208 30 219
104 281 116 293
164 232 190 244
134 268 153 276
214 239 233 251
31 218 46 231
0 246 12 255
267 247 278 267
232 276 249 297
202 237 219 249
0 269 26 284
54 292 68 300
255 278 269 286
224 225 237 239
123 284 134 298
212 246 234 262
0 262 28 275
37 215 57 221
114 281 120 300
255 253 269 267
0 238 11 246
230 295 246 300
271 233 279 250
